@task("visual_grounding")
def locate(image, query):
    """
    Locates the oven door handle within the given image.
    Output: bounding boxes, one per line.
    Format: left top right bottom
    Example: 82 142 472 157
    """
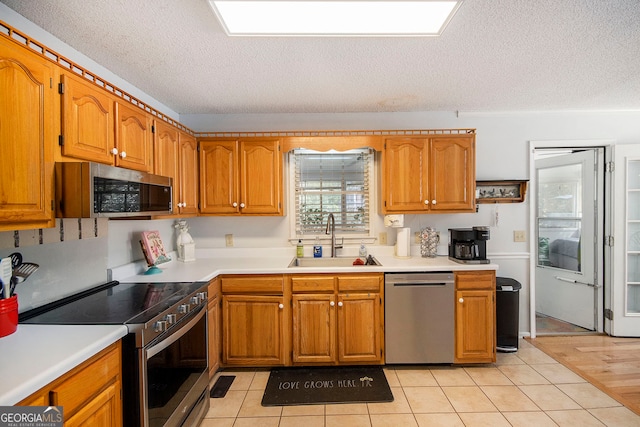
145 306 205 359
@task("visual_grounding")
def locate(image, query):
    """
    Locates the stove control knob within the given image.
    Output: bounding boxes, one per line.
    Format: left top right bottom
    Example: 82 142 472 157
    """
154 320 168 333
190 296 200 306
197 292 207 302
178 304 190 314
165 313 177 324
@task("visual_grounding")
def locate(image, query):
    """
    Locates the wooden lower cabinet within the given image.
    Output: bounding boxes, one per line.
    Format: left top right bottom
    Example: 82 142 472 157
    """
221 275 287 366
208 278 221 378
18 341 122 427
454 271 496 363
291 273 384 366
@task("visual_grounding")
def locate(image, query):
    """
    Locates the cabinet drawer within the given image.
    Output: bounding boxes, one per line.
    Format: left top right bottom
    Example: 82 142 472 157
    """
49 343 120 417
337 275 382 292
455 271 496 290
291 276 335 293
222 275 284 294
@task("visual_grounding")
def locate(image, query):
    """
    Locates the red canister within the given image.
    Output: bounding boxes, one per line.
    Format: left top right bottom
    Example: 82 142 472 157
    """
0 294 18 338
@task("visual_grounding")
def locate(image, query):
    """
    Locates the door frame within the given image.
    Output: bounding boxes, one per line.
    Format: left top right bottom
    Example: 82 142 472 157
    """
529 139 612 338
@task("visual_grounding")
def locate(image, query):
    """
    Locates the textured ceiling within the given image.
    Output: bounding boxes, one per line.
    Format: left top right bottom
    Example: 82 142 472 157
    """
2 0 640 115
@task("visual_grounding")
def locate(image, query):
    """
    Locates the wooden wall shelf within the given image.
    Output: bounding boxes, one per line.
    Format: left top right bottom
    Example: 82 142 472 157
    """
476 180 528 203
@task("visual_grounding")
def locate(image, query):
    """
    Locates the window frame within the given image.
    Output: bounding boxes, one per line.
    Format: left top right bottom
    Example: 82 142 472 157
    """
287 148 377 245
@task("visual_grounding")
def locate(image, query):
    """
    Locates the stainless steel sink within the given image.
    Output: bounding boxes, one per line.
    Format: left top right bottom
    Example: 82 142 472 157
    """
288 256 381 268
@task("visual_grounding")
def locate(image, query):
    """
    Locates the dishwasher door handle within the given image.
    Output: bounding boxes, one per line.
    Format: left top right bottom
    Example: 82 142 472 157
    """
392 282 451 287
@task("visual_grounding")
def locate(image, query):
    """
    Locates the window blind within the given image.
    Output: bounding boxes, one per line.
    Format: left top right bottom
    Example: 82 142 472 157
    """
294 149 371 235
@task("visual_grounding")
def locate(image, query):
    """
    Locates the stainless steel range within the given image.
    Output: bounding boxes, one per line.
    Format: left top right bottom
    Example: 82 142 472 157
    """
20 281 209 427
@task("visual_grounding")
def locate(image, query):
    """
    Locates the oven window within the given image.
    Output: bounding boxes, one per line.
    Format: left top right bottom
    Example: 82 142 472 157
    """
146 312 207 427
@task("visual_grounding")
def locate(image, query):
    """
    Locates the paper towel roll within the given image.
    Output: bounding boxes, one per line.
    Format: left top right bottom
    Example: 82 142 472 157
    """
396 227 410 257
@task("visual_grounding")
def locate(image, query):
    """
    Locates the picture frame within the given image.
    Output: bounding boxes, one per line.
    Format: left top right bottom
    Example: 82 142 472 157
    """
476 180 528 203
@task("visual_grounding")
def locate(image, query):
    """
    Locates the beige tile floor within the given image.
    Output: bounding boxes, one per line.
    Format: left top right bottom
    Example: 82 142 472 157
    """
199 339 640 427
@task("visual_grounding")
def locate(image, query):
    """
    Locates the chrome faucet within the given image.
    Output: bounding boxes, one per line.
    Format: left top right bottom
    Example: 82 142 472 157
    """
325 213 343 257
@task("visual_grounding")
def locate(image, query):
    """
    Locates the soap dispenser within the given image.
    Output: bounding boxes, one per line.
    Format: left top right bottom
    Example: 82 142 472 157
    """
296 239 304 258
359 241 368 259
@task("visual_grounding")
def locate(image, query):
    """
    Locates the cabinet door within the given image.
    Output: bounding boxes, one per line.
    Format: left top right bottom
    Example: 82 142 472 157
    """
64 381 122 427
208 279 221 378
239 139 282 215
455 289 495 363
178 132 199 215
0 38 55 227
430 136 475 211
60 72 115 164
337 293 382 363
199 140 239 214
292 294 336 364
382 137 429 212
115 102 152 172
222 295 286 366
153 121 179 213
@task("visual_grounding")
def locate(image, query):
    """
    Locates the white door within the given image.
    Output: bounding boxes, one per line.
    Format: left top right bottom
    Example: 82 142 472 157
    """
610 144 640 336
535 149 599 330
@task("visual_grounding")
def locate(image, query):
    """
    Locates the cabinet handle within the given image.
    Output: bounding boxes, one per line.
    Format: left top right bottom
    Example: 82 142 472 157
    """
330 301 335 307
279 303 284 309
111 147 119 155
232 202 238 207
337 301 343 307
240 203 245 208
120 151 127 158
459 298 464 303
177 202 183 208
424 200 429 205
432 200 437 205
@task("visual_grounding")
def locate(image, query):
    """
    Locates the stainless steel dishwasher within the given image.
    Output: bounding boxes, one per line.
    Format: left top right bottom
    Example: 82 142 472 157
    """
385 272 454 364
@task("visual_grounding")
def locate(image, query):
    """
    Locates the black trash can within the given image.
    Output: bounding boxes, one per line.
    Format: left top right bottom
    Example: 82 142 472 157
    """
496 277 522 352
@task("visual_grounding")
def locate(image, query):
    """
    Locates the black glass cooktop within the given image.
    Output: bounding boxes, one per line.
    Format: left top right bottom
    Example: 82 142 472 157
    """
19 281 206 325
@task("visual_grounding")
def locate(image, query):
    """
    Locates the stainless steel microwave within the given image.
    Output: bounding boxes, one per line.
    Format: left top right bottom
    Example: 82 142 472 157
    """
55 162 173 218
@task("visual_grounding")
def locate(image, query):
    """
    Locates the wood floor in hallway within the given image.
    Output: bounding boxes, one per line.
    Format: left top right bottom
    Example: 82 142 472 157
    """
528 335 640 417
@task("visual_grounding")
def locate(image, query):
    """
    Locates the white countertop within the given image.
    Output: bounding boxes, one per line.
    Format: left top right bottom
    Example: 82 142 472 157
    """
0 324 127 405
1 246 497 406
113 247 499 283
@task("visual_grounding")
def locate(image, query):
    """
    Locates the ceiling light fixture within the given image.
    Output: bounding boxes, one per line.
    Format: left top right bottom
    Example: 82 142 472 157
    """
209 1 463 36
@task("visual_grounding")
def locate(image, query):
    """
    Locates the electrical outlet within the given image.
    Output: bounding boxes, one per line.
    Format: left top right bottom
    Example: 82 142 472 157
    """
514 230 526 242
379 232 388 245
225 233 234 247
415 231 421 244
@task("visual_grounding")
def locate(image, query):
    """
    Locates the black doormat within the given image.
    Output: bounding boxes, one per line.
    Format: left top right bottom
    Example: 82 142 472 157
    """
210 375 235 398
261 366 393 406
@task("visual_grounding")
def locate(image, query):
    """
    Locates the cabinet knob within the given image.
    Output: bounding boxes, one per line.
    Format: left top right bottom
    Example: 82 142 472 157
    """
279 303 284 309
120 151 127 158
330 301 335 307
232 202 238 207
459 298 464 303
337 301 343 307
432 200 437 205
424 200 429 205
240 203 245 208
111 147 119 155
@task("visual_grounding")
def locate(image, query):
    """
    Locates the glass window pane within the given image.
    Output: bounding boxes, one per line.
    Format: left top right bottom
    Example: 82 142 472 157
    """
629 192 640 221
627 284 640 314
537 163 582 218
628 160 640 190
538 218 581 272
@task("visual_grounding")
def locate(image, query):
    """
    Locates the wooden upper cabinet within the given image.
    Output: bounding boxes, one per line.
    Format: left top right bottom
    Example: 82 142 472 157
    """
0 37 55 229
240 139 282 215
382 137 429 212
430 137 475 211
59 72 115 164
177 132 199 215
153 120 179 213
382 135 475 213
114 101 153 172
199 138 283 215
199 139 238 214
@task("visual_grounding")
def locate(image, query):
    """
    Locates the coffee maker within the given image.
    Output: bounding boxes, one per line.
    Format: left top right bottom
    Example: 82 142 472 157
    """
448 226 490 264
